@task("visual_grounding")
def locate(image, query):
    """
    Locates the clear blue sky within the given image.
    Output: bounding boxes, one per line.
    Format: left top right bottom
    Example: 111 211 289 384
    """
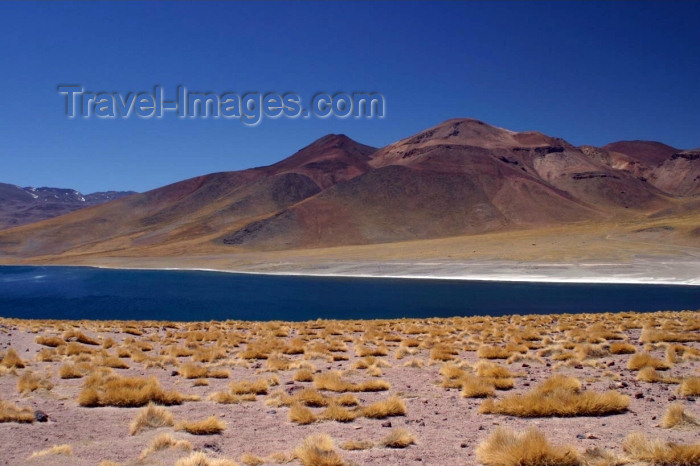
1 1 699 193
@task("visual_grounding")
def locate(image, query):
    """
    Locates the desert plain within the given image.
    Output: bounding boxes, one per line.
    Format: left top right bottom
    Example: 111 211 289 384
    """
0 310 699 465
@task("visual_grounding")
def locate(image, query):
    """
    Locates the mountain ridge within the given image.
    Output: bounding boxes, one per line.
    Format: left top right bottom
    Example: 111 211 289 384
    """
0 118 697 261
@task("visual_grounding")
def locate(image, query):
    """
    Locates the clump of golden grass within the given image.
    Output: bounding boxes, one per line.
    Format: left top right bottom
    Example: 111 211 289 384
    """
680 377 700 396
623 432 700 463
17 371 53 395
313 371 390 392
380 428 416 448
475 427 580 466
289 402 317 424
28 444 73 460
0 400 35 423
129 403 174 435
477 345 511 359
461 376 496 398
63 329 100 345
175 451 238 466
320 403 357 422
480 376 628 417
179 363 208 379
361 395 407 419
636 367 679 384
662 403 699 428
293 433 345 466
1 348 25 368
627 352 670 371
240 453 266 465
640 329 700 343
355 345 388 357
35 335 65 347
340 440 374 451
293 369 314 382
175 415 226 435
59 363 88 379
78 374 191 407
609 342 636 354
209 391 256 404
230 379 269 395
139 433 191 459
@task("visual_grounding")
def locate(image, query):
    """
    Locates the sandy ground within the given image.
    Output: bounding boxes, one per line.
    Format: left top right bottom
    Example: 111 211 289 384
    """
0 312 698 465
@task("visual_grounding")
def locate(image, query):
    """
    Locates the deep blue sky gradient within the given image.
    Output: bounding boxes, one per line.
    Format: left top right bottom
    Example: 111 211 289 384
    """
1 1 699 192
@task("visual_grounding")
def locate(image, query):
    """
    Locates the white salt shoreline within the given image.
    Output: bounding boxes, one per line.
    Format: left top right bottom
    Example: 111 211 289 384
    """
86 259 700 286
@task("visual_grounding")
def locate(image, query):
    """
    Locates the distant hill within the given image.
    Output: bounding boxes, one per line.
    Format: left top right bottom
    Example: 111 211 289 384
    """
0 118 697 261
0 184 136 230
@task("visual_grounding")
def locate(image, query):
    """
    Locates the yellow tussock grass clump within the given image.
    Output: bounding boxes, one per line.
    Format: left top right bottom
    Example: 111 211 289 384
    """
129 402 174 435
289 402 317 424
461 376 496 398
479 376 628 417
240 453 265 465
78 375 191 407
139 433 191 459
28 444 73 460
209 392 256 404
230 379 269 395
293 369 314 382
380 428 416 448
179 363 208 379
294 433 345 466
313 371 390 392
0 400 35 423
609 342 636 354
340 439 374 451
361 395 407 419
175 415 226 435
623 432 700 464
175 452 239 466
320 403 357 422
59 363 87 379
661 403 699 428
35 335 65 348
636 367 679 384
475 427 581 466
1 348 25 368
17 371 53 395
680 377 700 396
477 345 512 359
627 352 670 371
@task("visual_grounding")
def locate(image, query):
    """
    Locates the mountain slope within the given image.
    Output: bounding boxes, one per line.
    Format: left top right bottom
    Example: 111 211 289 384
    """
0 184 136 230
0 118 695 260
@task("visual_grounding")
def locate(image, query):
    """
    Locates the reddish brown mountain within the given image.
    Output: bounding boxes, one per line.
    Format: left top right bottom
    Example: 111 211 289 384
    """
0 118 696 259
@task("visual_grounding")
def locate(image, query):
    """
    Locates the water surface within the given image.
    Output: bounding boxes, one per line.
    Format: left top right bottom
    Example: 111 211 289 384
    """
0 266 697 321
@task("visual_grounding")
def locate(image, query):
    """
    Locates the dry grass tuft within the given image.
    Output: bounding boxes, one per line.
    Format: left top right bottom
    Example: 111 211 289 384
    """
609 342 636 354
293 369 314 382
661 403 700 428
17 371 53 395
230 379 269 395
627 352 670 371
680 377 700 397
637 367 679 384
294 433 345 466
78 374 190 407
361 395 407 419
209 392 256 404
175 415 226 435
139 433 191 459
461 376 496 398
380 428 416 448
35 335 65 348
1 348 25 368
175 451 239 466
475 427 581 466
28 444 73 460
479 376 628 417
0 400 35 423
320 403 358 422
623 432 700 464
289 402 317 424
129 402 174 435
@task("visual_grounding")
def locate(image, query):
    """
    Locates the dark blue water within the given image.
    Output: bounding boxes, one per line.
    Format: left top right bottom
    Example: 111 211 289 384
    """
0 266 697 321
